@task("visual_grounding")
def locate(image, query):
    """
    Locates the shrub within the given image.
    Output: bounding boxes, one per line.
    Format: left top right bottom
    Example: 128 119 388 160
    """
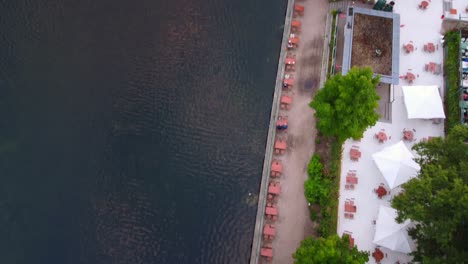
444 31 461 130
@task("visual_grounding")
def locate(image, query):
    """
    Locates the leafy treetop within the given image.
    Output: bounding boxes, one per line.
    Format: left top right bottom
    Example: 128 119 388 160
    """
293 235 369 264
310 67 380 141
392 125 468 263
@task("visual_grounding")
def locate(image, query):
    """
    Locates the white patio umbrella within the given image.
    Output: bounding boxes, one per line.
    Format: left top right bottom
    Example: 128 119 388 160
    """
373 205 414 254
402 85 445 119
372 141 420 189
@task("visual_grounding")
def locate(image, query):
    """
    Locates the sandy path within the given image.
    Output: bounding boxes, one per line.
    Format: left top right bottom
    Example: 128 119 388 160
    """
269 0 328 263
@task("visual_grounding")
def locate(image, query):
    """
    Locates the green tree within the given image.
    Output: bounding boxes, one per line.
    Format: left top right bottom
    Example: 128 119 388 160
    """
392 125 468 263
310 67 380 141
293 235 369 264
304 154 330 206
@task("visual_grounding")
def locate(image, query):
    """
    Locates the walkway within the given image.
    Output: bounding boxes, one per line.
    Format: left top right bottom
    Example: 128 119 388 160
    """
269 0 328 263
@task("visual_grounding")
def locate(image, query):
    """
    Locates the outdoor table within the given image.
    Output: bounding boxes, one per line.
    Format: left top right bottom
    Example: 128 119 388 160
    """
426 62 440 74
271 160 283 173
288 37 299 45
294 4 304 13
274 140 287 150
265 206 278 216
404 43 414 53
286 64 295 71
403 130 414 140
405 72 415 82
420 1 429 9
285 57 296 65
276 117 288 128
372 248 384 262
349 236 355 247
281 95 293 104
344 213 354 219
350 148 361 160
343 233 355 247
376 186 388 198
263 224 276 237
344 202 356 213
376 131 387 142
425 42 435 52
268 183 281 195
283 78 294 86
260 247 273 258
291 20 301 29
346 175 358 184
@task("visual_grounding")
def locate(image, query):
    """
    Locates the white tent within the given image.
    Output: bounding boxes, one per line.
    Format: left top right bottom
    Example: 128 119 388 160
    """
372 141 420 189
373 205 414 254
402 85 445 119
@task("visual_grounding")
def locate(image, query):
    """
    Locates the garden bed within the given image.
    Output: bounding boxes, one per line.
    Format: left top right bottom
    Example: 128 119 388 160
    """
351 13 393 75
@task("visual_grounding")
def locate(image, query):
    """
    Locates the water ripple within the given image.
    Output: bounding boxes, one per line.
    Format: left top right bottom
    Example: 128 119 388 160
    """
0 0 285 263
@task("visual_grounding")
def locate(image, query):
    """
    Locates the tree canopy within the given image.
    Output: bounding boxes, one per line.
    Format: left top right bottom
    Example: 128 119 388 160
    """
293 235 369 264
392 125 468 263
310 67 380 141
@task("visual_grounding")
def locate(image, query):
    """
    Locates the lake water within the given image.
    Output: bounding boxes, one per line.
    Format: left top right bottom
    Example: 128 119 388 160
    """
0 0 286 263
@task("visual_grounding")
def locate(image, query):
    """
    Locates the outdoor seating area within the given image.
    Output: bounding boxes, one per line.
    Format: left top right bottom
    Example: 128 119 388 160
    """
423 42 436 53
274 138 287 155
403 43 414 53
288 34 299 49
276 116 288 131
268 181 281 196
345 171 358 190
425 62 441 75
402 72 416 83
374 184 388 199
280 95 293 110
349 146 361 161
258 4 308 261
418 1 429 10
291 20 301 33
372 247 385 263
344 199 357 219
375 129 388 143
270 160 282 177
343 231 355 248
402 129 414 141
293 4 304 17
283 74 294 89
337 2 446 263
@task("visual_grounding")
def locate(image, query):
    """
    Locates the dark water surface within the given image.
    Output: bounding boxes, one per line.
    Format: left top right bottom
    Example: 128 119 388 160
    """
0 0 286 263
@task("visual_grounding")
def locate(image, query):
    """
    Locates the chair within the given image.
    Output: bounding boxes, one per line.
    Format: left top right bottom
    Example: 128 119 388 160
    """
344 213 354 219
434 64 442 75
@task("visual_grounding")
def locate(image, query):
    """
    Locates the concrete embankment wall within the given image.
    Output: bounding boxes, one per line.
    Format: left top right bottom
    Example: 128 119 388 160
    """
248 0 295 263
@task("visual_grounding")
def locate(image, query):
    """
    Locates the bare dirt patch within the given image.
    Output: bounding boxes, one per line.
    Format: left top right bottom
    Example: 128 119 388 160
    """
351 14 393 75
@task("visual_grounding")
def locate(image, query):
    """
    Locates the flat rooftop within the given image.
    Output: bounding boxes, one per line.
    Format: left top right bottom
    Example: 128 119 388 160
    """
342 7 400 84
352 14 393 75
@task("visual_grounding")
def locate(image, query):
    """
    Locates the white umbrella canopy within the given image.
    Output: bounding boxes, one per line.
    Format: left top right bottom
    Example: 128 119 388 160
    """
402 85 445 119
372 141 420 189
373 205 414 254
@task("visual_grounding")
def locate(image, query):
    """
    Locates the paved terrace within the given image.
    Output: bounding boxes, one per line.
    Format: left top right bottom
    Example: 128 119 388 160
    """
269 0 328 263
338 1 446 263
